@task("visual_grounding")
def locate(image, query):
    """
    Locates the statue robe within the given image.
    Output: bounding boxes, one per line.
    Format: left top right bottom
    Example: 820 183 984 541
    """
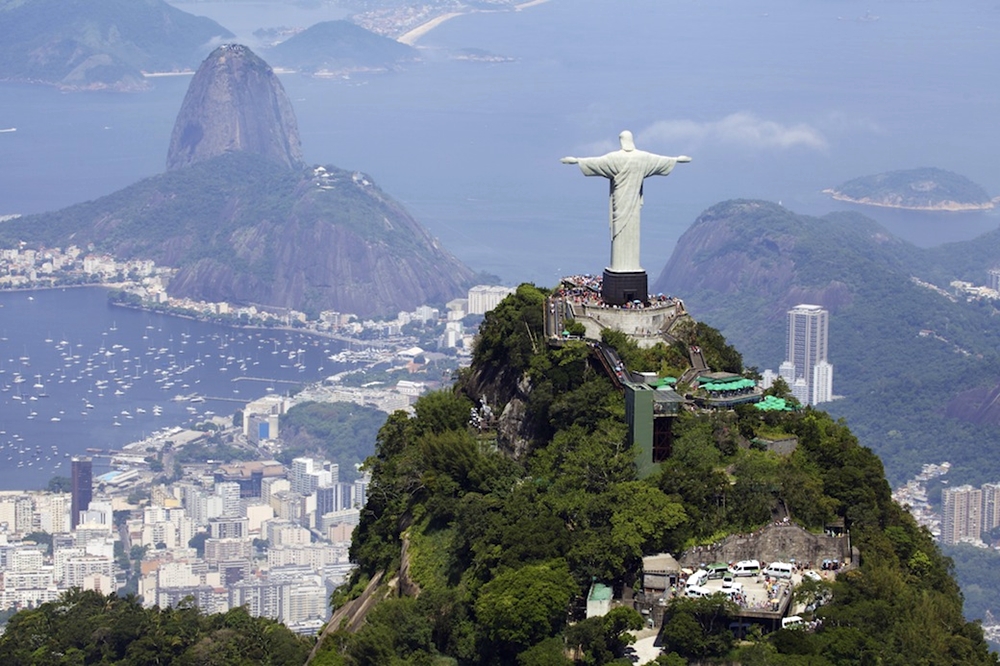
576 149 677 273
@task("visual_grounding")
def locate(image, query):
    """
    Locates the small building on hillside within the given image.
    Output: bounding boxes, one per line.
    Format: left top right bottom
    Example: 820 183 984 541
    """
586 582 613 618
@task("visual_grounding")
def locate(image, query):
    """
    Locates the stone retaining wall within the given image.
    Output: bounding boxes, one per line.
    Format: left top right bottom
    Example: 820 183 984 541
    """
678 523 856 569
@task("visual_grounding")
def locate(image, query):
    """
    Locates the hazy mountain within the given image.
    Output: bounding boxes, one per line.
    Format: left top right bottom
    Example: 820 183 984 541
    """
824 168 995 211
167 44 303 171
0 0 233 90
0 152 476 317
0 45 475 317
653 200 1000 484
265 20 416 74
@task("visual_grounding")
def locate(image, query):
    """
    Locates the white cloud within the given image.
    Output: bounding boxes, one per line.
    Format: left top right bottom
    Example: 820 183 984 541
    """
639 113 828 151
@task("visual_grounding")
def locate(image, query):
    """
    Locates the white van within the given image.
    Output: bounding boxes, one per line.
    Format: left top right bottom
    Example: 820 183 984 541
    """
684 585 712 598
781 615 804 629
764 562 794 579
685 569 709 589
729 560 760 577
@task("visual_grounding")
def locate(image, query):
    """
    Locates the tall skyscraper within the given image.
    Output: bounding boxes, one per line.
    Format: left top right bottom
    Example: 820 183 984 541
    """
784 304 833 405
981 483 1000 534
942 485 983 545
71 457 93 530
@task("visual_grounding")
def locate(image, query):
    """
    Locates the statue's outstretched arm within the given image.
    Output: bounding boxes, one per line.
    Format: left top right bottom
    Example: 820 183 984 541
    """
676 155 692 163
560 157 579 164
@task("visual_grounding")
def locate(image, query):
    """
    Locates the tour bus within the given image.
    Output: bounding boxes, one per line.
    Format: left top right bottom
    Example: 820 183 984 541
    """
763 562 794 579
729 560 761 577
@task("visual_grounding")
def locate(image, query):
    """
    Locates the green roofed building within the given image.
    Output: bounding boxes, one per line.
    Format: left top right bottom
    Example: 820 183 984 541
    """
692 373 763 409
755 395 796 411
586 582 613 618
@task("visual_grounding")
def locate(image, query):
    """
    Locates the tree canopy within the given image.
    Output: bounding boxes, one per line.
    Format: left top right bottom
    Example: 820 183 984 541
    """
313 283 995 665
0 589 311 665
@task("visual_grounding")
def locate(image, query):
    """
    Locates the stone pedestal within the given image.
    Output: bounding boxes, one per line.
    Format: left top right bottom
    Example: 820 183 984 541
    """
602 269 647 305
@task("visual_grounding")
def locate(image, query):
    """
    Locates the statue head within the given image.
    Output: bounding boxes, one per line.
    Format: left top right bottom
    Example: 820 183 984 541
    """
619 130 635 152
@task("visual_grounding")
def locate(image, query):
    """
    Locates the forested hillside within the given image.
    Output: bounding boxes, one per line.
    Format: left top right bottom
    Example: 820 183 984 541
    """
0 0 232 89
0 589 311 664
0 152 476 318
654 200 1000 487
312 284 993 665
279 401 387 481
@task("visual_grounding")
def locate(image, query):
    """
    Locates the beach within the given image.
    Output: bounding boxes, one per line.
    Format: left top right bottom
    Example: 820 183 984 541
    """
397 0 551 46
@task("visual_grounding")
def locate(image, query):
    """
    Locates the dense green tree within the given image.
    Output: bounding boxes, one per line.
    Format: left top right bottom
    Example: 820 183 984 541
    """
335 281 997 666
413 390 473 437
474 560 578 658
0 590 311 665
659 596 738 660
279 401 387 480
46 475 71 493
518 636 574 666
565 606 644 665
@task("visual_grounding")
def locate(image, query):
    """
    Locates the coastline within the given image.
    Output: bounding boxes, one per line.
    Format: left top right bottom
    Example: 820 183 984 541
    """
141 70 195 78
397 0 551 46
398 11 466 45
107 298 394 349
823 189 997 213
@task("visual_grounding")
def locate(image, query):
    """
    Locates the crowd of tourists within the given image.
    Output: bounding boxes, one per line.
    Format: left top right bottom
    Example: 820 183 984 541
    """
552 274 683 311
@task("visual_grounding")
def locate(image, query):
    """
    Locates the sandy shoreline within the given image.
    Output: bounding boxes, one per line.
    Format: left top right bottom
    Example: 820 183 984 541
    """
398 0 551 46
398 12 466 45
822 189 997 212
141 71 195 78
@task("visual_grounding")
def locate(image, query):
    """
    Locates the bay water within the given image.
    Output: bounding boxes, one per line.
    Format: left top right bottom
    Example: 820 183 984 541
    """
0 288 342 489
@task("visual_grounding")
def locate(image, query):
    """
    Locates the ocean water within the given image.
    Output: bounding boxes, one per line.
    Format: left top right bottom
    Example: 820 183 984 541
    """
0 0 997 285
0 288 342 490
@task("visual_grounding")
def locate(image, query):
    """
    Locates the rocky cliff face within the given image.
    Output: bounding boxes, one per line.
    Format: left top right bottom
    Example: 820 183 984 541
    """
166 44 303 171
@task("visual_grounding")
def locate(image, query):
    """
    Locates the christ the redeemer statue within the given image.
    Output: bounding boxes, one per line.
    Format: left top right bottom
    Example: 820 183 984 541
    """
562 131 690 275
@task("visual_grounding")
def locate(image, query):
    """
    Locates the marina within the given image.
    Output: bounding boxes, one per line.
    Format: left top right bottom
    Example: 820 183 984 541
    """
0 287 352 489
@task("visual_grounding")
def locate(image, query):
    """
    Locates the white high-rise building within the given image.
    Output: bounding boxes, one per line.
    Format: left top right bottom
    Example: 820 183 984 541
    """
291 457 334 496
468 285 515 315
812 360 834 405
981 483 1000 534
215 482 242 517
942 485 983 545
353 473 371 508
785 304 834 405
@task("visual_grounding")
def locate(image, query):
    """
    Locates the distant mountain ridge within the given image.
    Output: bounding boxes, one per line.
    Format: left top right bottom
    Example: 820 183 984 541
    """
0 152 476 317
0 0 232 90
265 20 416 74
